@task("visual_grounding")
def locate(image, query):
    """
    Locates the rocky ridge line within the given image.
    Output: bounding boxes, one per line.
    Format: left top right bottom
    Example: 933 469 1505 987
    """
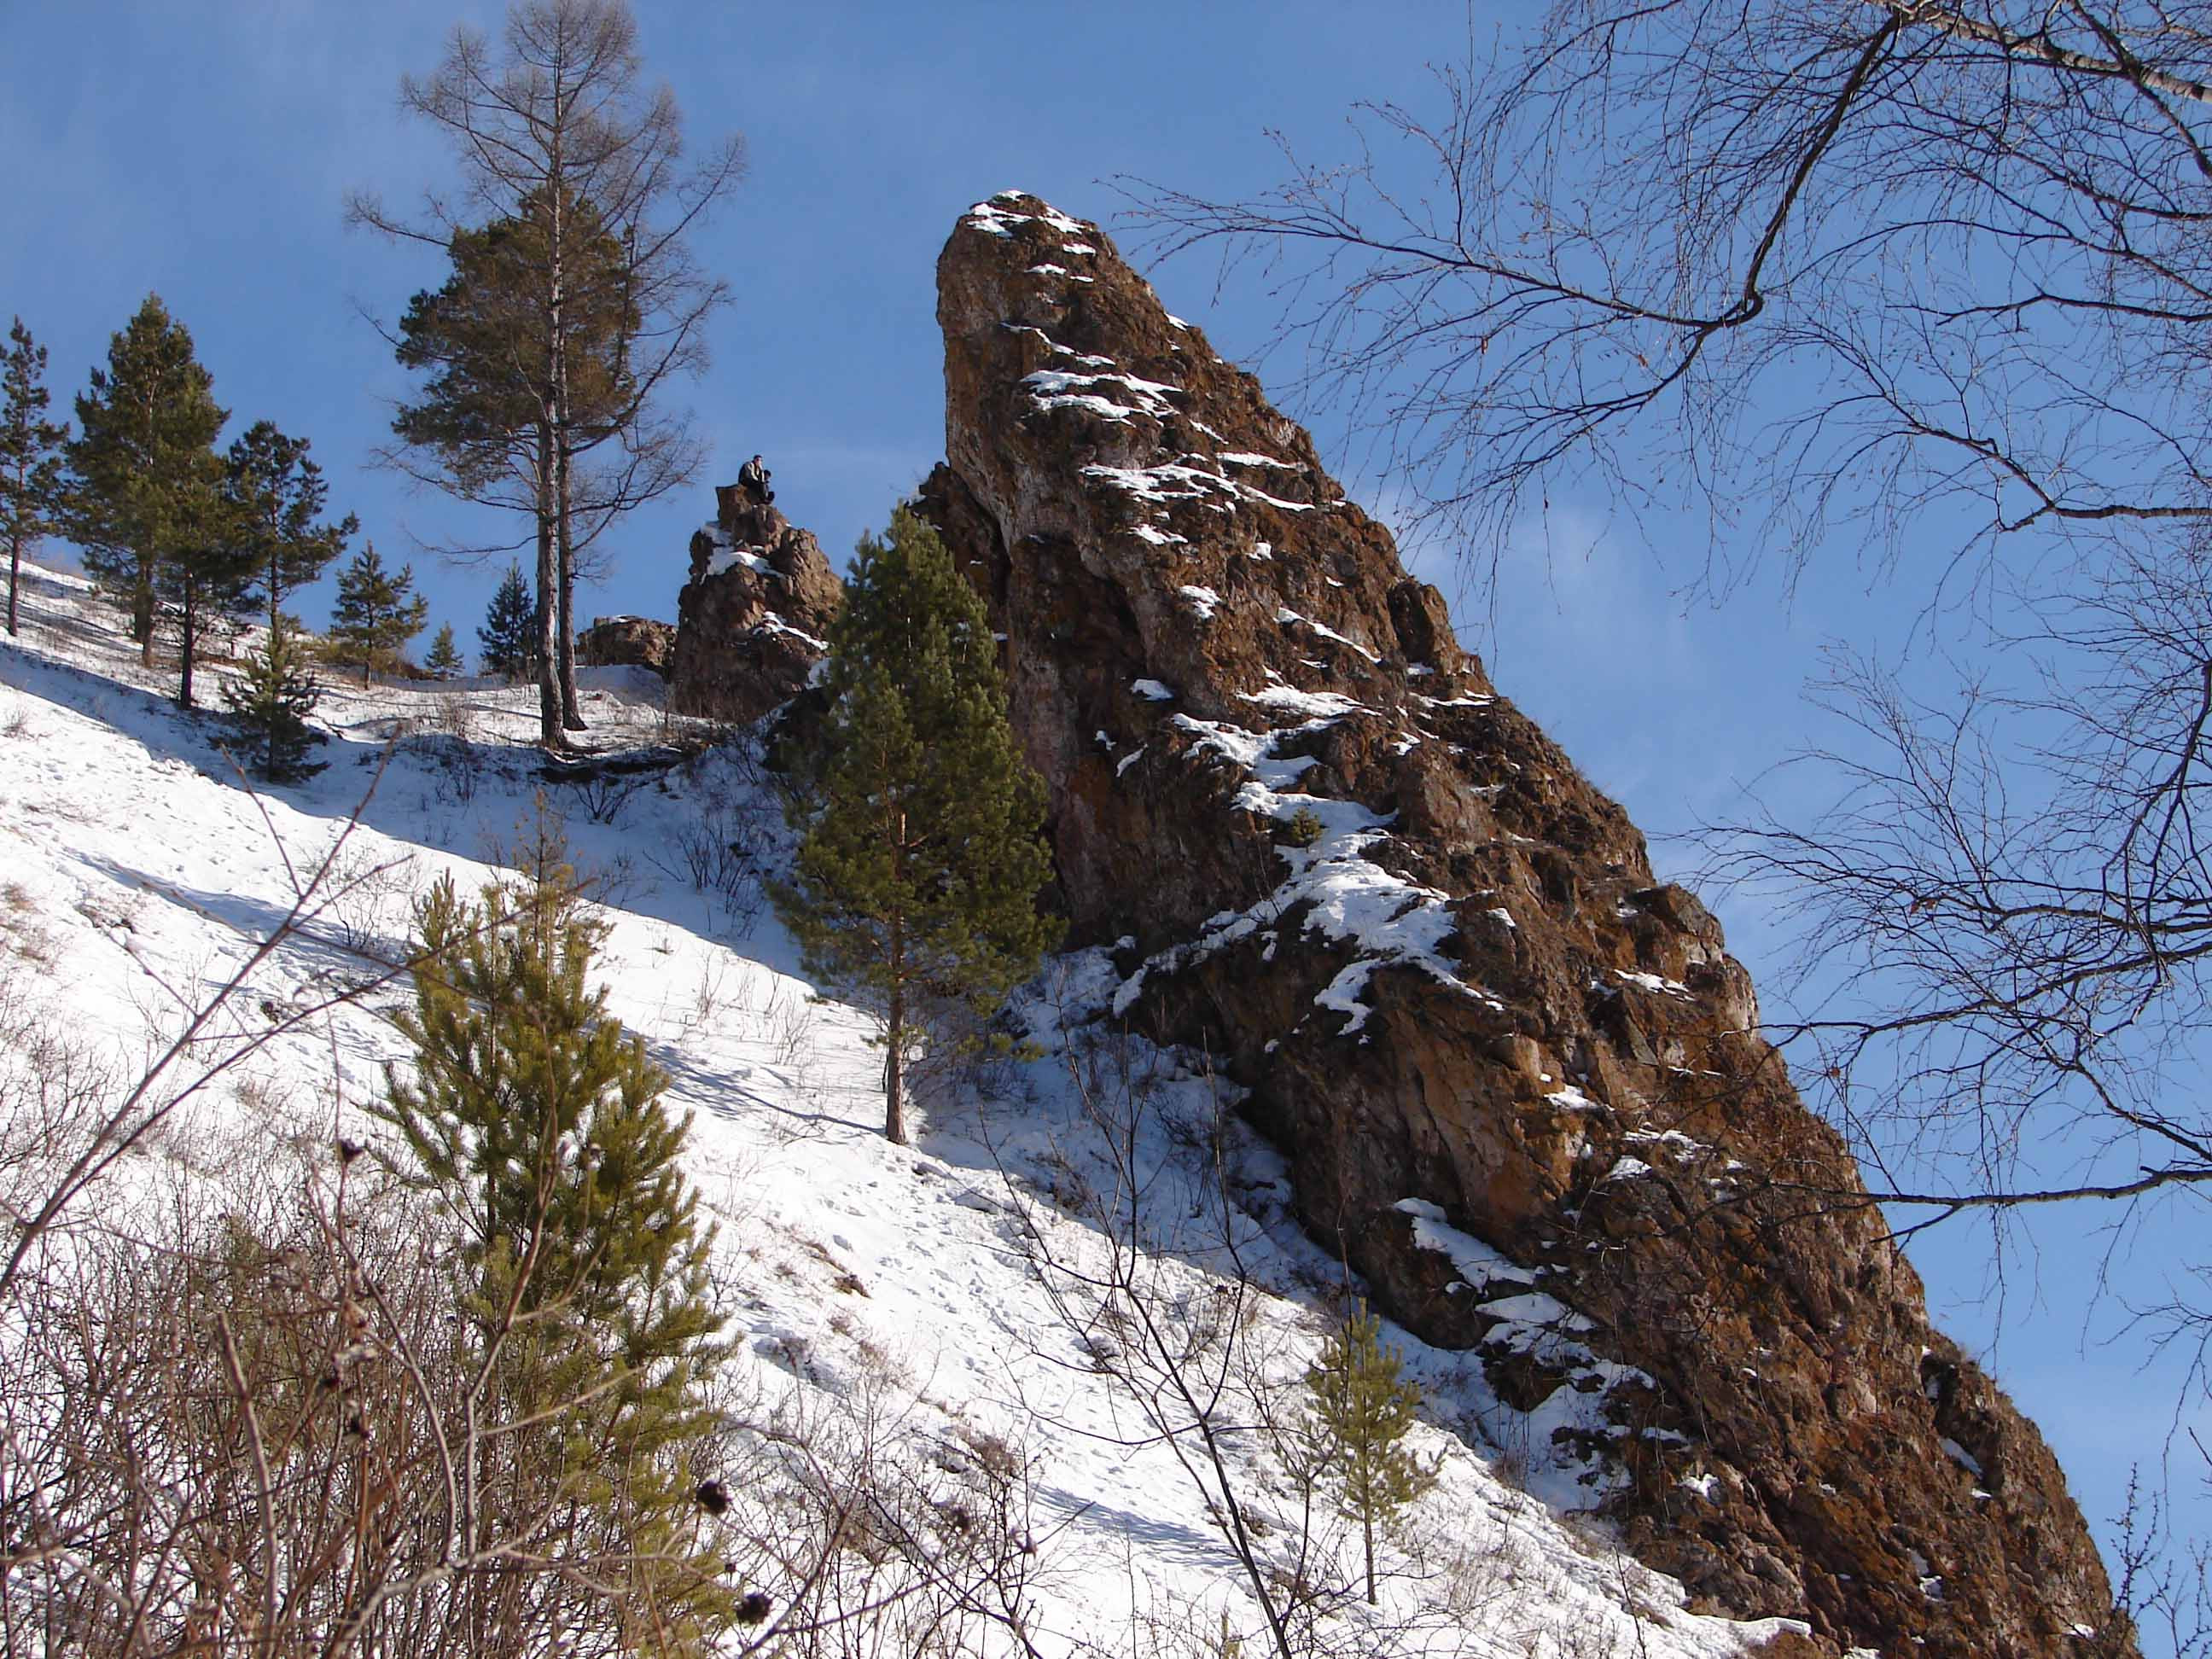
918 190 2125 1656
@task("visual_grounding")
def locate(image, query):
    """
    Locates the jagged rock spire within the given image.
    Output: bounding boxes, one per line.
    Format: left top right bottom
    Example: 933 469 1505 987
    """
667 488 842 726
921 190 2126 1656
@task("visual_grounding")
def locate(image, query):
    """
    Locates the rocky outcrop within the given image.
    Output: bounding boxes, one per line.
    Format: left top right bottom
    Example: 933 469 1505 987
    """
667 492 842 725
578 614 677 676
922 191 2126 1656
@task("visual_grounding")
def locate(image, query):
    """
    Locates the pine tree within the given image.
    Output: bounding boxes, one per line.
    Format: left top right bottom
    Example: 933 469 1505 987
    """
772 505 1060 1144
478 562 538 681
424 622 464 679
376 813 733 1650
154 476 258 709
224 420 355 640
65 295 228 667
221 616 325 782
1300 1304 1436 1604
0 318 68 637
329 542 428 684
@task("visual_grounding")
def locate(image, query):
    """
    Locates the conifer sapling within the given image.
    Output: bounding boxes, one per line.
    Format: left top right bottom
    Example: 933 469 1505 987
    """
478 562 538 681
424 622 464 679
221 616 325 783
329 542 429 684
1300 1302 1437 1604
773 504 1060 1144
376 805 734 1645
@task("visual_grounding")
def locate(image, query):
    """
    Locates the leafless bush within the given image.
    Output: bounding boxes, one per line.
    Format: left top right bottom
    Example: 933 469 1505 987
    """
710 1366 1058 1659
762 976 821 1096
649 745 782 940
411 694 485 805
319 839 420 963
568 761 648 825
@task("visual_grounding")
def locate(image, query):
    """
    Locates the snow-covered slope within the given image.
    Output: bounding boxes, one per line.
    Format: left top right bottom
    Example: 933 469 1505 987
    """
0 560 1818 1657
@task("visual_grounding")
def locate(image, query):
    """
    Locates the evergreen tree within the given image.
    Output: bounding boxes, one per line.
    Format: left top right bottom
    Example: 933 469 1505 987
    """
224 419 355 639
424 621 464 678
65 295 228 667
1300 1304 1436 1604
329 542 428 684
772 505 1059 1144
478 562 538 681
0 318 68 637
154 474 259 709
391 186 638 742
376 815 732 1650
221 616 325 782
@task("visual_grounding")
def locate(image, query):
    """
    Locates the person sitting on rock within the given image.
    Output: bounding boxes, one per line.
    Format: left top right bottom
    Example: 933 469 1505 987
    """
738 453 774 505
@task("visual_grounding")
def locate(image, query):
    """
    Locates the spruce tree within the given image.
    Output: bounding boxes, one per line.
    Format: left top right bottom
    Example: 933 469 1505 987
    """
376 815 732 1649
221 616 325 782
0 318 68 637
224 420 355 639
424 622 464 678
66 295 228 667
1300 1304 1436 1604
329 542 428 684
478 562 537 680
773 505 1059 1144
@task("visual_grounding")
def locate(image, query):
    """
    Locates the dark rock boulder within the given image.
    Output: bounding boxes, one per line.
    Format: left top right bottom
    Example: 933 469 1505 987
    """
577 614 677 676
920 189 2126 1656
667 492 841 726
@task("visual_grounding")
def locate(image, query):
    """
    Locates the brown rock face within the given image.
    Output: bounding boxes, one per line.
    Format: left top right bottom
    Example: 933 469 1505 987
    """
667 493 842 725
923 191 2127 1656
577 614 677 676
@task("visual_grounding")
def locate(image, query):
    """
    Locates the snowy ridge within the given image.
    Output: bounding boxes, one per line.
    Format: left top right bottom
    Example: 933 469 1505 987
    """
0 557 1808 1657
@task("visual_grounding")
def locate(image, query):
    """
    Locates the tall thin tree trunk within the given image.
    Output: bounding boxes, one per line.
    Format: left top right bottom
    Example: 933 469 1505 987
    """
886 987 906 1145
1364 1514 1377 1605
548 177 585 736
886 893 907 1144
178 581 196 707
556 462 583 731
534 431 562 750
136 559 156 667
4 453 18 635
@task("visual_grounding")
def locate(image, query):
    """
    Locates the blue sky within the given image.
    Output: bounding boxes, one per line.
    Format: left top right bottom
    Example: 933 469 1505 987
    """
7 0 2197 1610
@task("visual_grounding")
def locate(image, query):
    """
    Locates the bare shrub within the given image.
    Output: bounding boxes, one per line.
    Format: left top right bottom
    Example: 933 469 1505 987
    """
319 838 419 963
649 747 781 939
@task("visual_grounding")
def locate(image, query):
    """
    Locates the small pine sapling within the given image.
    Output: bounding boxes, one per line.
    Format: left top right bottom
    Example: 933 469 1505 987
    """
478 562 538 681
329 542 428 684
424 622 464 679
376 810 735 1647
1300 1302 1437 1604
222 616 325 782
